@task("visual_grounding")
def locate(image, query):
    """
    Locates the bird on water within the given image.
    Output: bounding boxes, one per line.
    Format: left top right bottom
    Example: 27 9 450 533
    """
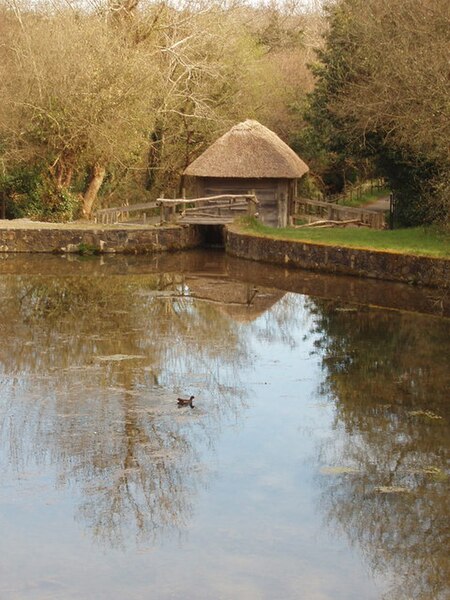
177 395 195 408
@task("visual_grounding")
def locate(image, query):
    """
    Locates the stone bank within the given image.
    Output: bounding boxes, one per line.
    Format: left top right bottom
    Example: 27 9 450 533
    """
225 226 449 288
0 223 202 254
0 221 448 289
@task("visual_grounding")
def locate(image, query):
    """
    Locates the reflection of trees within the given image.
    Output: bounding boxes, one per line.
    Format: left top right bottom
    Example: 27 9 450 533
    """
308 299 450 600
71 390 200 548
0 271 260 548
0 273 248 397
0 275 314 551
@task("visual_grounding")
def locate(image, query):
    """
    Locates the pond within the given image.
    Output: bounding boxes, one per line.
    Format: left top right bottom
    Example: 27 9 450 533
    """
0 251 448 600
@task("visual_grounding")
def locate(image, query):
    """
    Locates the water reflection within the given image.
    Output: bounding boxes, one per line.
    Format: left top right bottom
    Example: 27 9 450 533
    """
0 254 449 599
0 268 291 548
309 300 450 599
0 250 447 317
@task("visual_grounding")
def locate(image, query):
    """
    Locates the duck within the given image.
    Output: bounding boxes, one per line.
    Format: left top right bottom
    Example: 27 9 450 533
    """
177 395 195 408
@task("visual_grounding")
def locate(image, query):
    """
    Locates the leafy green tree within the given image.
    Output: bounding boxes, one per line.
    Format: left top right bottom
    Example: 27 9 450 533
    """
302 0 450 225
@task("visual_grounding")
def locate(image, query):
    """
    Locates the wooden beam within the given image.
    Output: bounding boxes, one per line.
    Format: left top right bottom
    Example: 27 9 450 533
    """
95 201 158 216
184 202 248 214
293 219 362 228
157 194 259 206
179 217 234 224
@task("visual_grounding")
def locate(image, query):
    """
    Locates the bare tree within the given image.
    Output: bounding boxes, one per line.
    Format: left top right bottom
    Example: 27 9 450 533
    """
0 0 159 216
0 0 325 216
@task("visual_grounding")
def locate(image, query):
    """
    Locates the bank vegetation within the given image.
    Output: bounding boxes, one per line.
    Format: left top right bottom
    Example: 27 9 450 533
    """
237 219 450 259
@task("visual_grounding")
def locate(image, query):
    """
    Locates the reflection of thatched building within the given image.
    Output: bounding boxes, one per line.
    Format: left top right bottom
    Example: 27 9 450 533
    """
185 277 284 322
183 120 309 227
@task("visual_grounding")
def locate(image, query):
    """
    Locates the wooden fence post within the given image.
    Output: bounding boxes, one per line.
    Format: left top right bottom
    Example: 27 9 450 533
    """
182 188 186 215
248 189 257 218
160 195 165 223
278 192 288 227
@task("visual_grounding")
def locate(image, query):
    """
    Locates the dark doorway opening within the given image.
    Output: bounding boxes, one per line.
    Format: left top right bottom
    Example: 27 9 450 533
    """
200 225 226 248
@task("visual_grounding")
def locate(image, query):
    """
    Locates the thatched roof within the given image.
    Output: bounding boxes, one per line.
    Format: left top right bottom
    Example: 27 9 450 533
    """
184 120 309 179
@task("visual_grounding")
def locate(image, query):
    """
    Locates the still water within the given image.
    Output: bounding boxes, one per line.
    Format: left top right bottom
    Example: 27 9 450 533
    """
0 252 448 600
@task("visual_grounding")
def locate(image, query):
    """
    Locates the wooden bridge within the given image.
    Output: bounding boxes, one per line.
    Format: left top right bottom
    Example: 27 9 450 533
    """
94 194 258 226
94 193 385 229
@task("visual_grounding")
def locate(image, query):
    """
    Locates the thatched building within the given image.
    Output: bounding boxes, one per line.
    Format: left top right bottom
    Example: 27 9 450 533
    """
183 120 309 227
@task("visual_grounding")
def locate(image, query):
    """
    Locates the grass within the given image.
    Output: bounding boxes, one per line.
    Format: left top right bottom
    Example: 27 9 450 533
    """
235 219 450 258
340 186 390 208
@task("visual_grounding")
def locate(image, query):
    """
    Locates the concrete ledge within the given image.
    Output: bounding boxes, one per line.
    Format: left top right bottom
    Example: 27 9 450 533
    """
0 224 203 254
225 227 449 288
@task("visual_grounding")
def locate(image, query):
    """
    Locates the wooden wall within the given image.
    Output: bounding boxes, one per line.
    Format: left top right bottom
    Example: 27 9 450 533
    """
187 177 294 227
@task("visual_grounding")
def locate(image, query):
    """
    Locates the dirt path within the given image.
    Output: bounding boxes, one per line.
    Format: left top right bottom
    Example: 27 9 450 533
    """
365 196 390 213
0 218 157 230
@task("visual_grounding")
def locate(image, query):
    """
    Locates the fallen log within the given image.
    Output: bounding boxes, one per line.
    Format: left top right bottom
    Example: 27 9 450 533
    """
292 219 362 228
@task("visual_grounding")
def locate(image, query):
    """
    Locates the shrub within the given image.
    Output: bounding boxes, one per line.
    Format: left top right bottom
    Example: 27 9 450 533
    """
0 166 81 221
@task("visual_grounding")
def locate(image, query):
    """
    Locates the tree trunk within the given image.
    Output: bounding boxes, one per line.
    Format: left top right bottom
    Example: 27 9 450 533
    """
51 157 74 190
83 164 106 218
62 166 74 188
146 126 163 190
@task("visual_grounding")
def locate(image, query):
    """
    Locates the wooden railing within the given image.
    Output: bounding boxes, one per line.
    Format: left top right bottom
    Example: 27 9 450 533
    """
294 198 385 229
156 194 259 224
94 194 259 225
94 201 158 225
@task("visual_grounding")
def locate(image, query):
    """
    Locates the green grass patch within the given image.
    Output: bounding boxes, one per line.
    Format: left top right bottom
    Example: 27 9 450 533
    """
236 218 449 258
78 242 100 256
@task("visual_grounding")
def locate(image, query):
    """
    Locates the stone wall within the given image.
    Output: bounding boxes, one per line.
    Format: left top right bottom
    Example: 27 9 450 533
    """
226 227 449 288
1 222 448 290
0 224 203 254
